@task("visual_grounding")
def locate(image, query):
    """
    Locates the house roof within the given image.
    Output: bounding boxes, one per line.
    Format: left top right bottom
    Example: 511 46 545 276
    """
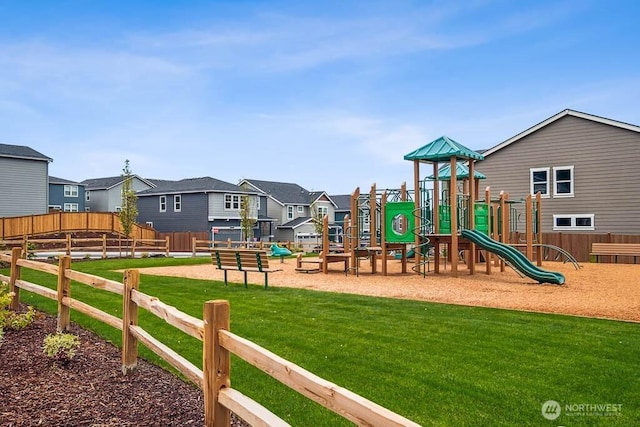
279 216 313 229
404 136 484 162
0 143 52 162
427 163 486 181
49 176 85 185
482 109 640 157
81 175 156 191
138 177 251 196
330 194 352 211
242 179 318 205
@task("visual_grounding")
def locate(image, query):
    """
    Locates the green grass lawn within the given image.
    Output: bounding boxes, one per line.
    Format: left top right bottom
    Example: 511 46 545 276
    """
4 257 638 426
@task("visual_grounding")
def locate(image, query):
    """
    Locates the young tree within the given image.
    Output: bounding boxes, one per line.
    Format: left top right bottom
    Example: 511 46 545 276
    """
310 201 324 236
240 184 257 243
120 160 138 245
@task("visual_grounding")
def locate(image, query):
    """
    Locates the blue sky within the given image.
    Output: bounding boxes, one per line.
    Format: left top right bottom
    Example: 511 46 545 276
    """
1 1 639 194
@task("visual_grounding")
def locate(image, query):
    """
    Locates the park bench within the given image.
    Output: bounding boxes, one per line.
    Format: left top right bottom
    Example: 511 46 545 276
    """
212 248 282 289
590 243 640 264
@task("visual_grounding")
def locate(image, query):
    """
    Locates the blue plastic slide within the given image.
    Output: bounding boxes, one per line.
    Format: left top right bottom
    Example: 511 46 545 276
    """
461 229 565 285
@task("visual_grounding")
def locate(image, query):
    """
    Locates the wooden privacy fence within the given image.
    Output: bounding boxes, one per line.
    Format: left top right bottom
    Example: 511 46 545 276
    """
0 249 419 427
0 212 156 240
0 235 170 258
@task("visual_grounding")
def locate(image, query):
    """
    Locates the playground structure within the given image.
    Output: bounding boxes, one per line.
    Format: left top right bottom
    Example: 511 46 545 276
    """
331 136 566 284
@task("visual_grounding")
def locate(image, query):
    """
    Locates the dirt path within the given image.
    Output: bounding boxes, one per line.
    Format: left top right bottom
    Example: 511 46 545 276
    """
138 259 640 322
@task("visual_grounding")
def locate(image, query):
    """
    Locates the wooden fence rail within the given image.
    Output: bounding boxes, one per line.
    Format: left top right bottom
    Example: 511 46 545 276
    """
0 235 170 258
191 238 318 257
0 249 419 427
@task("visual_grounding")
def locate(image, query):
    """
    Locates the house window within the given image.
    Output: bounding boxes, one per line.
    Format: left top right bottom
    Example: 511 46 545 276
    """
85 191 90 201
85 207 90 212
64 203 79 212
159 195 167 212
146 221 153 227
174 195 182 212
49 205 62 211
225 194 241 210
530 167 550 197
115 206 122 212
297 206 304 213
553 214 595 231
553 166 574 197
287 206 294 220
318 206 328 217
64 185 78 197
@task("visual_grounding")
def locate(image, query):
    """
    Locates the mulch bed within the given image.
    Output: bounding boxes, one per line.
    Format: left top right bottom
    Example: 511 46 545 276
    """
0 305 248 427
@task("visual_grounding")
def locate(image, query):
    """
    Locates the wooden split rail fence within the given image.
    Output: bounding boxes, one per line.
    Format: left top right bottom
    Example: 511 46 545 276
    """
0 248 420 427
0 235 170 258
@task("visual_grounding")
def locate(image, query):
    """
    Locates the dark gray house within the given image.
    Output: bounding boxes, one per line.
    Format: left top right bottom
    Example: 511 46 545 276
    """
48 176 86 212
0 143 52 217
240 179 337 243
81 175 155 212
478 109 640 234
136 177 266 241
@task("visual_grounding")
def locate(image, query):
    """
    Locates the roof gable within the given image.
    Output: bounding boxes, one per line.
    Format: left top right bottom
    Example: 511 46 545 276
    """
0 143 52 162
483 109 640 157
81 175 155 190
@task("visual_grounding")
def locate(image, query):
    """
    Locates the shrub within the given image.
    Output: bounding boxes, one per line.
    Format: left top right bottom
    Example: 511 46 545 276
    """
43 332 81 364
0 281 37 347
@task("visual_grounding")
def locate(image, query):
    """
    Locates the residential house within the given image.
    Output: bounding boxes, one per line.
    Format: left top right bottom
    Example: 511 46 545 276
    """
136 177 265 241
240 179 338 243
81 175 155 212
329 194 352 242
478 109 640 234
0 143 52 217
48 176 86 212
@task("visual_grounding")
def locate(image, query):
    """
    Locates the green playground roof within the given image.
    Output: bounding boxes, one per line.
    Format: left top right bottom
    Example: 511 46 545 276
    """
403 136 484 162
427 162 487 181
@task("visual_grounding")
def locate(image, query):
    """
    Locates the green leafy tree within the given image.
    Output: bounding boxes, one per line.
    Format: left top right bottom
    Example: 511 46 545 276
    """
120 160 138 243
240 184 257 242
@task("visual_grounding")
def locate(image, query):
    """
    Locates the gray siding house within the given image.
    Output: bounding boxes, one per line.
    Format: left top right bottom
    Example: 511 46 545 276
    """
136 177 264 241
240 179 337 243
48 176 86 212
478 109 640 234
81 175 155 212
0 143 52 217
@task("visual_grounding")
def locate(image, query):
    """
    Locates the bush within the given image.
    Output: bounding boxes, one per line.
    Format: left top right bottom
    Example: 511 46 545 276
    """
0 281 37 347
43 332 81 364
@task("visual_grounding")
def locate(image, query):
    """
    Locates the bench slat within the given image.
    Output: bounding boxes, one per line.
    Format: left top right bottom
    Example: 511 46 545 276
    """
212 249 279 288
590 243 640 263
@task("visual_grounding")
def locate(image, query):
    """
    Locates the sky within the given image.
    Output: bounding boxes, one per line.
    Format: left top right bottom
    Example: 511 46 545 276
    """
1 1 639 195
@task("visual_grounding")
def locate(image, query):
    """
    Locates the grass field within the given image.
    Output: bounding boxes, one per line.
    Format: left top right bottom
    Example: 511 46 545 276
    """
4 256 638 426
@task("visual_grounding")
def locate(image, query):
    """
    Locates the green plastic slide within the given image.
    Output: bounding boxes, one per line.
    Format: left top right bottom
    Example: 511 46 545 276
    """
461 229 565 285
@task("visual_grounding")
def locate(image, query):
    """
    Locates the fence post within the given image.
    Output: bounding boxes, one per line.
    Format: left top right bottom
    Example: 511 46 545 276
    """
203 300 230 427
132 237 137 258
22 235 28 258
192 237 197 257
165 236 170 257
9 247 22 310
102 234 107 259
57 256 72 332
66 233 71 255
122 269 140 375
